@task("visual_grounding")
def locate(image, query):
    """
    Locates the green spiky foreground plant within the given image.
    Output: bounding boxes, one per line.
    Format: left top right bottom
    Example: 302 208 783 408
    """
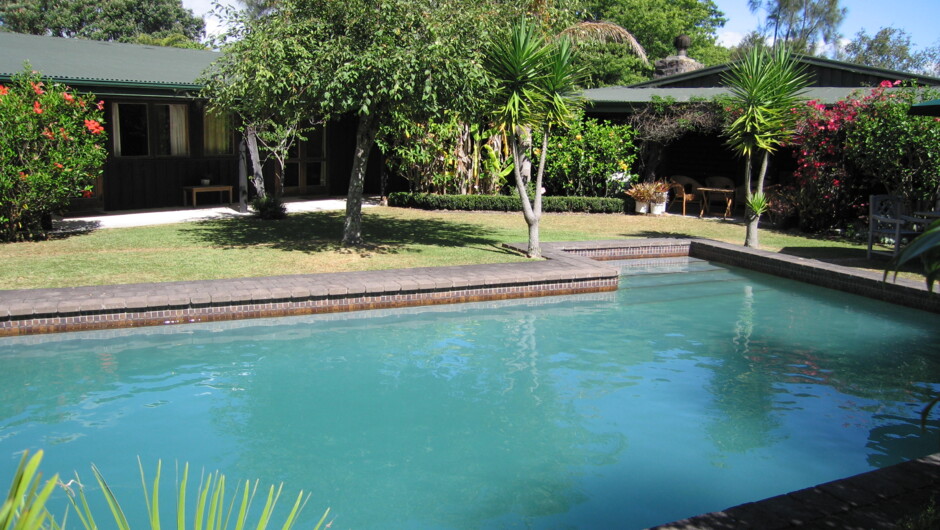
0 451 58 530
886 220 940 441
2 450 330 530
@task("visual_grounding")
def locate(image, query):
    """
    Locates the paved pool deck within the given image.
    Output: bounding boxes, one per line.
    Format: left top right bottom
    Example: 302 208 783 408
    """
2 235 939 527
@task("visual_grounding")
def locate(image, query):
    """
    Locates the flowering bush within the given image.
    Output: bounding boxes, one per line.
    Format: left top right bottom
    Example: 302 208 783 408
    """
791 97 867 231
791 81 940 232
539 112 639 197
0 67 107 240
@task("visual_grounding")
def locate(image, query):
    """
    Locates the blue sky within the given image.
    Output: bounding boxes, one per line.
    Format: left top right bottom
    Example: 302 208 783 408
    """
184 0 940 52
714 0 940 51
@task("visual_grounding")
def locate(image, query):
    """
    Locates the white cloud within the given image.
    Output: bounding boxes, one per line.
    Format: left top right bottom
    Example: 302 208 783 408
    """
717 30 745 48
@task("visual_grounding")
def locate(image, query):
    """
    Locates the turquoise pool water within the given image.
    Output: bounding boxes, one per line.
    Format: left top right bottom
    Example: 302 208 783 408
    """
2 258 939 528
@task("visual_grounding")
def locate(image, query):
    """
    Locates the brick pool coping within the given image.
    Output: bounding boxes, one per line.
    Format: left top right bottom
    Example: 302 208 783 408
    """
2 237 939 527
4 237 937 337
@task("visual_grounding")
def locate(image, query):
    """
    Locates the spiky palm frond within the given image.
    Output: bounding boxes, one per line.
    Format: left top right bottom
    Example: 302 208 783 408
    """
722 46 809 157
541 37 584 127
557 21 648 64
483 19 551 131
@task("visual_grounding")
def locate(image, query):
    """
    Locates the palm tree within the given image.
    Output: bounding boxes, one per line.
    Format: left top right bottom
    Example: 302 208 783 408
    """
483 19 583 258
722 46 808 248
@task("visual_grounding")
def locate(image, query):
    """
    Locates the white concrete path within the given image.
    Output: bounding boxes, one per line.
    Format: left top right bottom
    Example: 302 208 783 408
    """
55 197 381 230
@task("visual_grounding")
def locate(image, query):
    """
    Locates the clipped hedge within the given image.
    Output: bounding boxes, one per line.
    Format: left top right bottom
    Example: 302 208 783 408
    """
388 192 626 213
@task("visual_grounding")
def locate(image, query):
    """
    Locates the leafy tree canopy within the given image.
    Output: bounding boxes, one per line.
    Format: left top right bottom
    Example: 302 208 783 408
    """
128 31 208 49
580 0 729 86
747 0 845 54
839 27 940 76
207 0 524 245
0 0 205 43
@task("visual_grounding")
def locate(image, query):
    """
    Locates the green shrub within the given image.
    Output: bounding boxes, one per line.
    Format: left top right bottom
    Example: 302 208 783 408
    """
387 192 626 213
536 110 639 198
251 195 288 220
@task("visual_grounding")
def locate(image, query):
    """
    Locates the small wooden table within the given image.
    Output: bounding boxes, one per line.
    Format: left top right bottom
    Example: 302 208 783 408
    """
697 187 735 219
183 185 233 207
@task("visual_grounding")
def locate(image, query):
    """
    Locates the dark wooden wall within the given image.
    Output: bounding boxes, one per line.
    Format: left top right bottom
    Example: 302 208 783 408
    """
103 157 238 210
101 99 239 210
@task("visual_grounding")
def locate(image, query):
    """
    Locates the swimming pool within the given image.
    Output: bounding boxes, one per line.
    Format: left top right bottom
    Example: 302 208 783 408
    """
2 258 939 528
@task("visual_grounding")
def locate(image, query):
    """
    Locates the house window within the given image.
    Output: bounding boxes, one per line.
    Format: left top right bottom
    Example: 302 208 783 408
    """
283 125 327 193
112 102 189 157
113 103 149 156
154 104 189 156
204 111 233 156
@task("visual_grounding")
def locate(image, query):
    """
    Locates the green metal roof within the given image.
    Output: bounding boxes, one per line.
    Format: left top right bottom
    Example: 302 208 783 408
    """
582 86 885 113
629 54 940 88
0 32 219 96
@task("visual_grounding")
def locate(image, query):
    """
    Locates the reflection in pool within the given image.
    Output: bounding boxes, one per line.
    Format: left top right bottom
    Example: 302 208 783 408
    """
2 258 939 528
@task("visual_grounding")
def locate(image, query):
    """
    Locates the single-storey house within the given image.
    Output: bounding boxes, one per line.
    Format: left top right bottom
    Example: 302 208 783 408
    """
0 32 383 212
582 55 940 184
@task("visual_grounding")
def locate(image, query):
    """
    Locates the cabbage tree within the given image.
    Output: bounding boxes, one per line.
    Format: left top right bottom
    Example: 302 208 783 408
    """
722 46 808 248
484 19 583 258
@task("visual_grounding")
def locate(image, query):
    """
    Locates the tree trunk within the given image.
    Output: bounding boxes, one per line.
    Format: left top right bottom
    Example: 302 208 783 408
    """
237 138 248 213
641 141 664 181
743 151 758 248
510 128 541 258
342 114 378 246
743 151 770 249
244 125 266 198
745 212 760 248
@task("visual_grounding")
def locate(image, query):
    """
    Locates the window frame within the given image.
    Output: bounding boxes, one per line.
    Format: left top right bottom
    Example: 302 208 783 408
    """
111 101 192 159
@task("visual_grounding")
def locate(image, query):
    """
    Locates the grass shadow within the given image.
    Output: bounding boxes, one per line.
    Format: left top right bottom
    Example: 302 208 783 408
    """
46 219 102 239
623 231 698 239
181 210 520 257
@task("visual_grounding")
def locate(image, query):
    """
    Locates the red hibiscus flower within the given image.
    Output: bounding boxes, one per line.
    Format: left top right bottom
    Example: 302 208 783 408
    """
33 101 43 114
84 119 105 134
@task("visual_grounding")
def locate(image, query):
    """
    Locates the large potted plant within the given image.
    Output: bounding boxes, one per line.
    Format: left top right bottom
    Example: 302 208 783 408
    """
626 181 670 214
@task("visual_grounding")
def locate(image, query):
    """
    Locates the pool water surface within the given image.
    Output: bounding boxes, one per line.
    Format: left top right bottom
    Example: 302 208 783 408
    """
1 258 939 528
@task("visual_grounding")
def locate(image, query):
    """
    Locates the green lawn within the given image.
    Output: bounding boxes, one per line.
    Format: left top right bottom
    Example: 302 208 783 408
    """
0 207 917 289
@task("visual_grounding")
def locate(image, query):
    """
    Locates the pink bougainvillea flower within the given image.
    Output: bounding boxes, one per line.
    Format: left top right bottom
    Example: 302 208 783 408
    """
84 119 105 134
41 128 55 139
33 101 43 114
31 81 44 95
0 84 8 96
96 100 105 110
63 92 74 103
